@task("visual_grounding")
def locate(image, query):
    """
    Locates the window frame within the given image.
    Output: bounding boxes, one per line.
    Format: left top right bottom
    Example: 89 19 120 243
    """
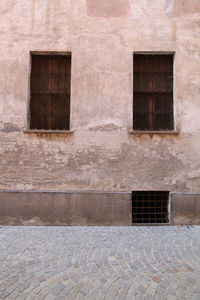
26 51 72 133
132 51 177 133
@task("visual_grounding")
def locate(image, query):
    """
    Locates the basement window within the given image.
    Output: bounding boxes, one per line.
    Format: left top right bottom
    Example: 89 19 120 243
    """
133 54 174 131
132 191 169 224
30 54 71 130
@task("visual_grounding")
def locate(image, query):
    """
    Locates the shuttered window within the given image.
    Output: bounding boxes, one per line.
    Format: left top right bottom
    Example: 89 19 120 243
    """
133 54 174 131
30 54 71 130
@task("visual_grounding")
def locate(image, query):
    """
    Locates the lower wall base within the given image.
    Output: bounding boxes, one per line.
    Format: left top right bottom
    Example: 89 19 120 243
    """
171 193 200 225
0 191 200 226
0 191 131 226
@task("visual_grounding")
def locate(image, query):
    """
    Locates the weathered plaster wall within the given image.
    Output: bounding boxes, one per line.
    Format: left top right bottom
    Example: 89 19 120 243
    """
167 0 200 16
0 0 200 192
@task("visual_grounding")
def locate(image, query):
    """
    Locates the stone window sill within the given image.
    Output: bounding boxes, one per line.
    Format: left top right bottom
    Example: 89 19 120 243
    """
23 129 74 134
129 130 180 135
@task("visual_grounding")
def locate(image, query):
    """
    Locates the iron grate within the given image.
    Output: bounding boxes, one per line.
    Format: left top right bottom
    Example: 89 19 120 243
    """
132 191 169 224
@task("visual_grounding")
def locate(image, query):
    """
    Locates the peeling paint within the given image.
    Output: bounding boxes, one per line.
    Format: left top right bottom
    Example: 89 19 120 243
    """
166 0 173 16
89 124 122 131
167 0 200 17
2 122 21 133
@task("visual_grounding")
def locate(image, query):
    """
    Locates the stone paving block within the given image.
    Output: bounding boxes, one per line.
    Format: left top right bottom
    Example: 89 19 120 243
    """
60 283 74 296
16 292 29 300
51 283 65 296
126 296 136 300
156 293 166 300
135 292 145 300
176 287 186 297
166 296 177 300
0 291 10 299
33 285 43 294
146 287 156 296
0 226 200 299
44 293 56 300
166 288 176 296
145 295 155 300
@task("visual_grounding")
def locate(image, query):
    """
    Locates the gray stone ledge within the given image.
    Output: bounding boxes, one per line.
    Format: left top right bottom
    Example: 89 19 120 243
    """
0 190 130 195
23 129 74 134
129 130 180 135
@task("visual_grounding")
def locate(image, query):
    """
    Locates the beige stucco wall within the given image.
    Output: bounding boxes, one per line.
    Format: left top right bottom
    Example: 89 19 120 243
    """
0 0 200 192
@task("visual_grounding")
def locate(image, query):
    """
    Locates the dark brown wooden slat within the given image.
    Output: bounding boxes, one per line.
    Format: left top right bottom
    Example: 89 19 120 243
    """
52 56 71 90
30 94 50 129
30 55 52 129
50 56 71 129
133 94 149 112
154 112 172 130
31 55 51 73
133 54 174 130
133 112 150 130
52 94 70 130
30 54 71 130
31 73 52 94
51 73 71 94
31 56 52 93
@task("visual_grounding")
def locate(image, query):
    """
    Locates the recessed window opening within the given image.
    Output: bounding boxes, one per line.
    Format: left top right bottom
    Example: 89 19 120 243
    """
133 54 174 131
132 191 169 224
30 54 71 130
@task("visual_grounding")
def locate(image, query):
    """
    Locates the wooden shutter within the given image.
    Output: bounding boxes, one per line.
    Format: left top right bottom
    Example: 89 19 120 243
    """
133 54 173 130
30 54 71 130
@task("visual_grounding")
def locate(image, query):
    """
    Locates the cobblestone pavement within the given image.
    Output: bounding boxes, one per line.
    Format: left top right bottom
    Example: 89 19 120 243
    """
0 226 200 300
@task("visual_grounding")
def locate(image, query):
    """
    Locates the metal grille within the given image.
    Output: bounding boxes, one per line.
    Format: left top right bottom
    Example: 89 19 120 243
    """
132 191 169 224
133 54 174 130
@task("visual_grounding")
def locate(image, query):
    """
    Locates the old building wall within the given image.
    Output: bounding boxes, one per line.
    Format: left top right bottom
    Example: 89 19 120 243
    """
0 0 200 192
